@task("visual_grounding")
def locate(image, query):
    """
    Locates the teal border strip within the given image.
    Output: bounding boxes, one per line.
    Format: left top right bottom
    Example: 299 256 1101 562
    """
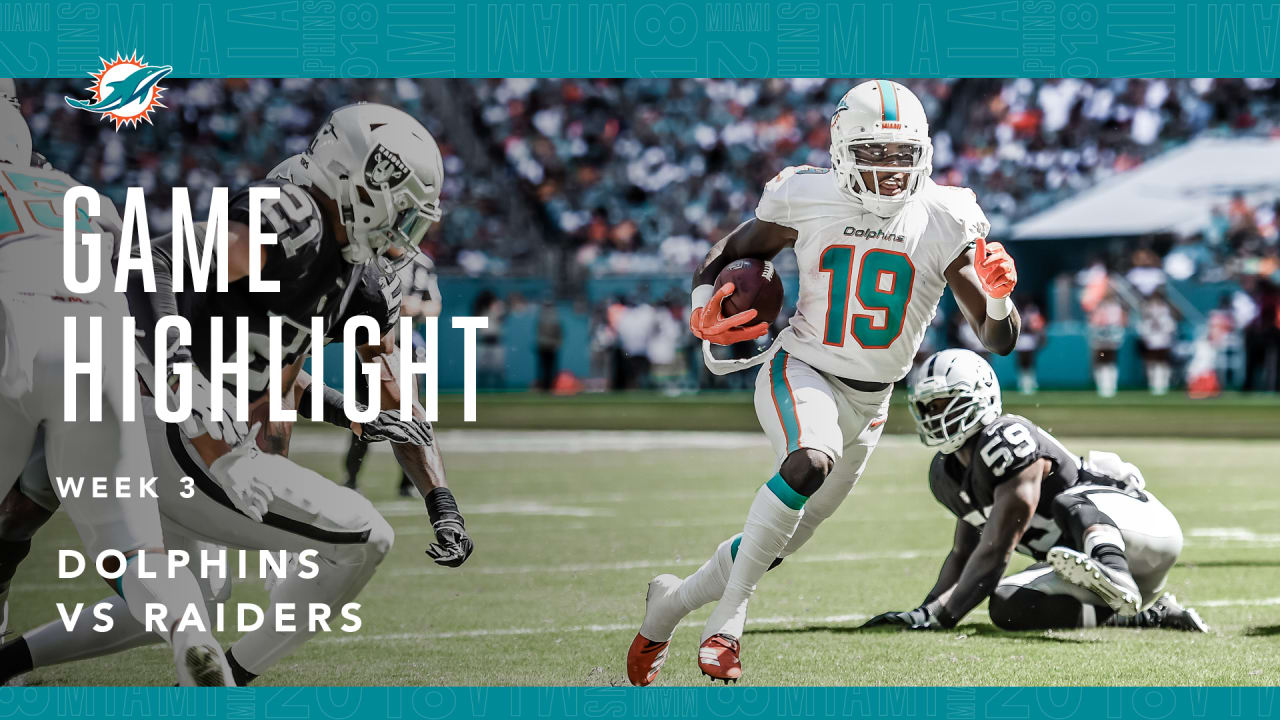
0 2 1268 78
0 687 1274 717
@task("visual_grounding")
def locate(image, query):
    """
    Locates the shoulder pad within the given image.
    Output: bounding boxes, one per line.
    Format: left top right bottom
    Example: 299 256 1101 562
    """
764 165 831 193
234 180 324 260
924 182 990 238
974 415 1039 480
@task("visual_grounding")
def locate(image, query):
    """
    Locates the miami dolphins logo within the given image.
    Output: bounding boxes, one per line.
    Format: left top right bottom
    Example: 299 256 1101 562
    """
64 52 171 130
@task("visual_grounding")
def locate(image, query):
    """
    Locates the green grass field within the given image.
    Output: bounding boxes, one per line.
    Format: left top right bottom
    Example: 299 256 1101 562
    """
436 390 1280 439
7 405 1280 686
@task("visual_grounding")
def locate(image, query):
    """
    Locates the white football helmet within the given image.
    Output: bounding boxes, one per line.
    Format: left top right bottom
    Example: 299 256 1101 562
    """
0 79 32 166
290 103 443 271
830 80 932 218
908 349 1002 453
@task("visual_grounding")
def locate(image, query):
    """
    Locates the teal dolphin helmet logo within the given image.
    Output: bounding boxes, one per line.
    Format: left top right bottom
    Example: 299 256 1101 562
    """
64 52 171 130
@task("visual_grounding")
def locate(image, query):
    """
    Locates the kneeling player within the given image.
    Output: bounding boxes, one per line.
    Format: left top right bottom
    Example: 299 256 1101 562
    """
864 349 1206 632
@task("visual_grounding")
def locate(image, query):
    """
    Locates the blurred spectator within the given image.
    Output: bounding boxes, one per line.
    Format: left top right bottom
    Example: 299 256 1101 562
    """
1137 291 1177 395
1089 287 1128 398
1015 297 1047 394
1242 279 1280 392
474 291 506 389
616 300 655 389
1077 258 1111 314
647 300 685 393
535 300 563 392
1208 293 1242 387
1126 247 1167 296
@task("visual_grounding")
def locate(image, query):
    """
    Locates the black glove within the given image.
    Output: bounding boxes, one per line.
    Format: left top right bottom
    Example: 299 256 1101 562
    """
424 487 473 568
360 412 433 446
861 605 941 630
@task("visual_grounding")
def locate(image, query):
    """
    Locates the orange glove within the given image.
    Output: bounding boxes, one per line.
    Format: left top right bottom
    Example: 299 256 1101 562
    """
974 237 1017 299
690 282 769 345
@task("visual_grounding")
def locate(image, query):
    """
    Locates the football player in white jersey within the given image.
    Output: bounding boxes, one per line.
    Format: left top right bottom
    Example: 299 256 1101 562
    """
0 80 234 684
628 80 1021 684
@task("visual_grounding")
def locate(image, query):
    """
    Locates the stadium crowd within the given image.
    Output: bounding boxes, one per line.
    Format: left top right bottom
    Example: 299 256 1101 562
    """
21 77 1280 273
17 77 1280 392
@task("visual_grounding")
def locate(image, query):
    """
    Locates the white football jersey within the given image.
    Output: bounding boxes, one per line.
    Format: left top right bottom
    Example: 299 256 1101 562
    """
0 164 123 299
755 166 989 383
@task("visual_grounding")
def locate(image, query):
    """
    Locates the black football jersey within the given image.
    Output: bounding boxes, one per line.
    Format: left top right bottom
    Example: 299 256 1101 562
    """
327 263 403 343
928 415 1088 560
128 179 366 401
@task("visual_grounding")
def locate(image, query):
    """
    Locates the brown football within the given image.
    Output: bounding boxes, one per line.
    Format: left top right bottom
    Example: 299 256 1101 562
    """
713 258 784 326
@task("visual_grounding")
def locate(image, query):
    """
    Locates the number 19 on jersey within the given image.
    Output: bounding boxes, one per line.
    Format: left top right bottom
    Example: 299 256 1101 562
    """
818 244 915 349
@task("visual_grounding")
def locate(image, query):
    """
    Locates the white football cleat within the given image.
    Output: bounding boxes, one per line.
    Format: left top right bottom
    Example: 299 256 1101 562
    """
1047 546 1141 617
173 634 234 687
626 574 683 686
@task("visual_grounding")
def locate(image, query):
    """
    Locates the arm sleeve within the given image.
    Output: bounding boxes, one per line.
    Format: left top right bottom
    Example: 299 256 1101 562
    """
126 233 192 369
299 382 363 429
928 456 968 520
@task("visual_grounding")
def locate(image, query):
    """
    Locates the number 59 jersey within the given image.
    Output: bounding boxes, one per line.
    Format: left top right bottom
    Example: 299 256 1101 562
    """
755 166 989 383
928 415 1083 560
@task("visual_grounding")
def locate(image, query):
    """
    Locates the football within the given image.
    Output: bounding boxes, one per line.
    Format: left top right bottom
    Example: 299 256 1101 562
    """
714 258 784 326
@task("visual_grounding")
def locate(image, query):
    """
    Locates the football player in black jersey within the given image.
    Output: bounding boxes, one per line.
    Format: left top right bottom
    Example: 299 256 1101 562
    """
0 103 471 685
0 259 472 685
342 254 443 497
864 349 1206 633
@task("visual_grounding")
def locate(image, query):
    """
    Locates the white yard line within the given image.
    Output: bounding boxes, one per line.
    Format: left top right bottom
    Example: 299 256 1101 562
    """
291 429 925 455
1188 528 1280 547
318 611 888 644
389 549 934 577
319 595 1280 645
1196 596 1280 608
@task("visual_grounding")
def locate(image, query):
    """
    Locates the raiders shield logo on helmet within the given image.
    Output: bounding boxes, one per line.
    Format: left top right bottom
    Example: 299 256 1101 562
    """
364 144 410 189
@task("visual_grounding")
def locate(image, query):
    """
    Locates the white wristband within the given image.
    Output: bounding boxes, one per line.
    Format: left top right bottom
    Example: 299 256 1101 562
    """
986 295 1014 320
691 284 714 310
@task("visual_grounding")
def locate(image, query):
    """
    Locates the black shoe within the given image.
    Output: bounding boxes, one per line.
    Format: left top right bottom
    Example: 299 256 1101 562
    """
1147 593 1209 632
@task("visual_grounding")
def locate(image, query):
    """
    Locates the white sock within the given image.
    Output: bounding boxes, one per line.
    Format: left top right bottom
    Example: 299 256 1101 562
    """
675 535 736 613
26 595 157 667
1096 364 1117 397
702 477 803 642
117 562 212 645
1019 370 1037 394
1082 525 1126 555
1151 363 1169 395
638 535 737 642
